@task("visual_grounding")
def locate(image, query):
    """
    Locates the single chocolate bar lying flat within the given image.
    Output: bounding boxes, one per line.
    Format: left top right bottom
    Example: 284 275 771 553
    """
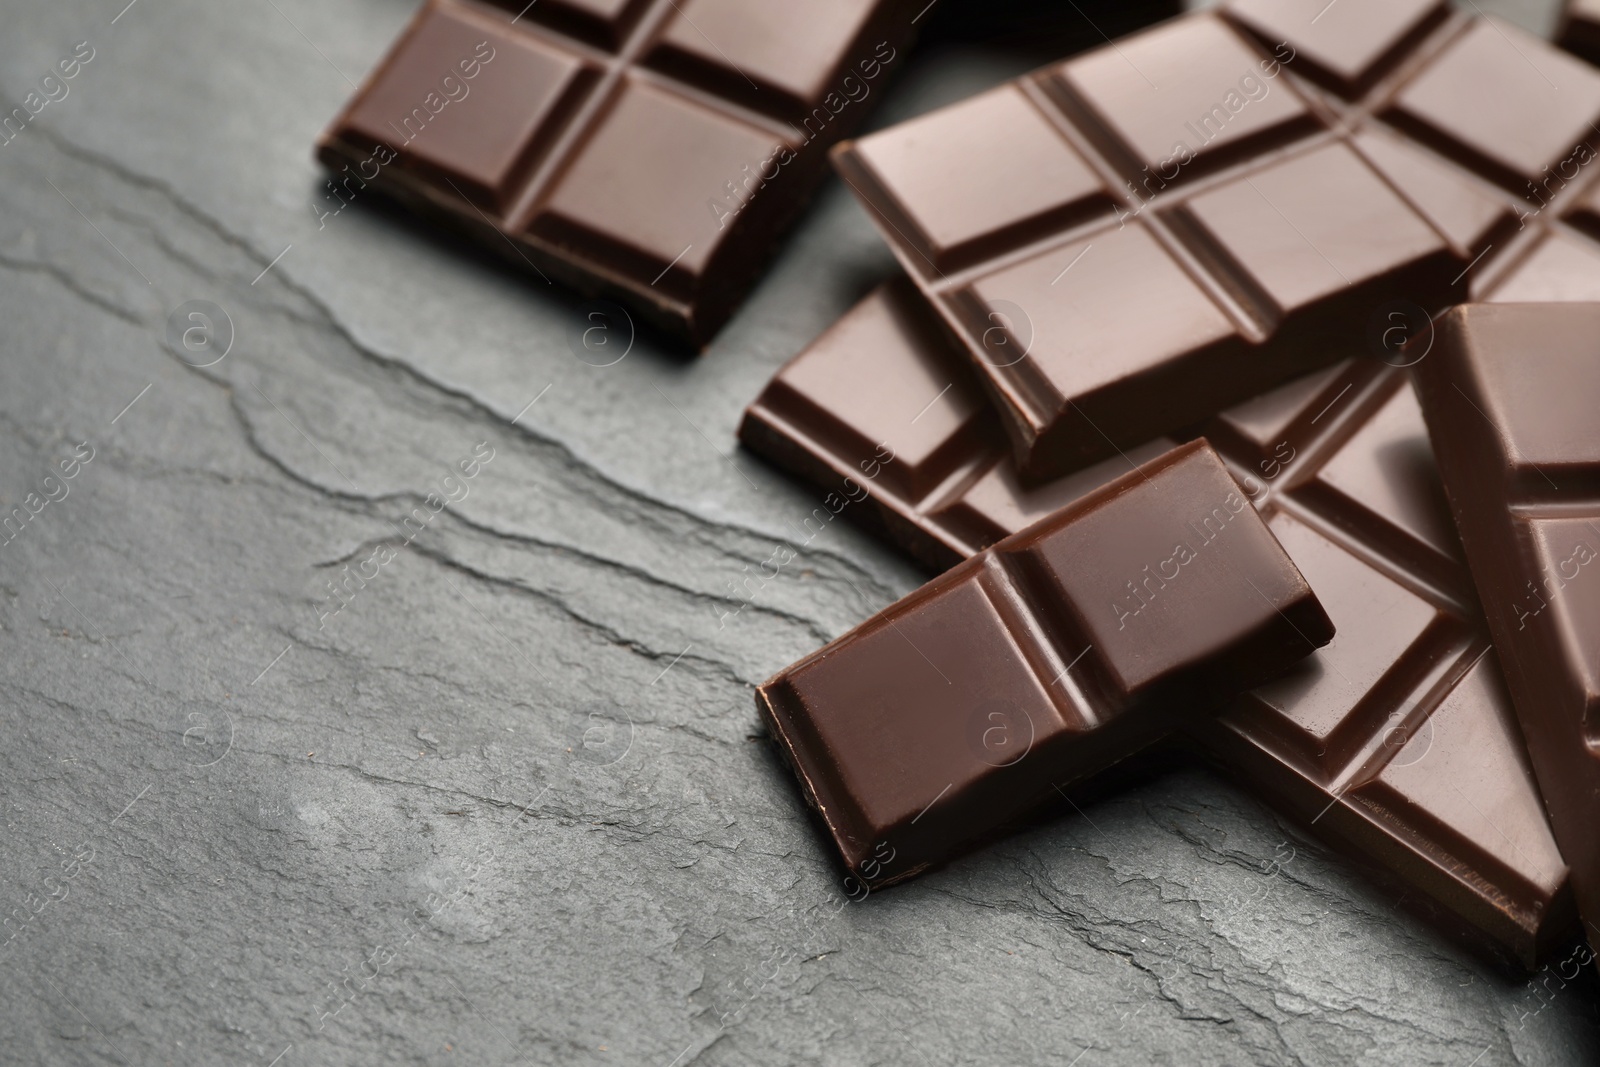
741 283 1575 966
758 440 1334 886
1414 303 1600 963
317 0 918 347
1559 0 1600 67
831 0 1600 482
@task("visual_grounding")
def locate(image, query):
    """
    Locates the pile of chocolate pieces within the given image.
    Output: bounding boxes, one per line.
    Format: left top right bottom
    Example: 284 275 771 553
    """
321 0 1600 974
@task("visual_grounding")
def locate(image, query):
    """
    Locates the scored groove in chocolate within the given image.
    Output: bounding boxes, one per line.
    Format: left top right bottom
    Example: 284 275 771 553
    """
319 0 919 346
1226 0 1449 98
831 0 1600 483
740 266 1587 965
746 0 1600 972
757 441 1334 887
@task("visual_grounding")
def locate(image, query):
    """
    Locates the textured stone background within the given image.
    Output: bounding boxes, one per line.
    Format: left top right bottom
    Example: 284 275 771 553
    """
2 0 1596 1064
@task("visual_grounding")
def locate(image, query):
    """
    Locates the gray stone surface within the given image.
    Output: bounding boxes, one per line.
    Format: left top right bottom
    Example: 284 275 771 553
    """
0 0 1595 1064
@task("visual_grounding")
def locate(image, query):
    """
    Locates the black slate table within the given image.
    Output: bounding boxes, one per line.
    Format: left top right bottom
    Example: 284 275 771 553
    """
2 0 1597 1064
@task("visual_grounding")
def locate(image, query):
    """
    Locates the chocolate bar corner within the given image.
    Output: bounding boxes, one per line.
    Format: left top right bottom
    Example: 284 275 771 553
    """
757 440 1331 885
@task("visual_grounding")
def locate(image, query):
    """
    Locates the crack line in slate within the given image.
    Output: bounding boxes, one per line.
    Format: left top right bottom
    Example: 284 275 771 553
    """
30 123 309 277
653 644 694 686
1032 851 1485 1058
240 750 775 856
511 384 552 425
39 575 155 686
220 394 374 506
40 974 134 1066
317 503 842 649
5 683 190 752
250 383 361 492
0 251 144 325
232 254 894 597
234 261 889 599
250 243 293 285
21 121 901 640
442 575 550 682
405 541 761 690
43 176 153 285
223 747 562 816
14 427 331 508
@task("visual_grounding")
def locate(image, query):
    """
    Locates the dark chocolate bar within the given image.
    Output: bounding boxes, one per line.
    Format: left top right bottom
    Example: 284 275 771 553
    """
1414 303 1600 964
758 440 1333 886
740 281 1575 966
317 0 919 346
1559 0 1600 68
830 0 1600 482
925 0 1181 52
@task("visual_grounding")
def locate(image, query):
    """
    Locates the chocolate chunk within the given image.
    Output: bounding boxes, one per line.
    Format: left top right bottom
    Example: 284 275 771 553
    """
1414 303 1600 966
740 283 1574 967
758 441 1333 886
830 3 1600 482
319 0 920 346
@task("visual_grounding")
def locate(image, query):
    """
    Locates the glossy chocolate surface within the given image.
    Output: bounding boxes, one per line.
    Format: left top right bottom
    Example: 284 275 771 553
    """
741 281 1576 967
758 441 1333 887
318 0 917 346
1414 303 1600 964
832 0 1600 482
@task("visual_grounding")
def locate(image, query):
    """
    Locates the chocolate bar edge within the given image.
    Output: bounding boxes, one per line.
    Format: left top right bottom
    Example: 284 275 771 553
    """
1412 303 1600 963
314 0 922 349
737 277 1578 969
755 439 1334 886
